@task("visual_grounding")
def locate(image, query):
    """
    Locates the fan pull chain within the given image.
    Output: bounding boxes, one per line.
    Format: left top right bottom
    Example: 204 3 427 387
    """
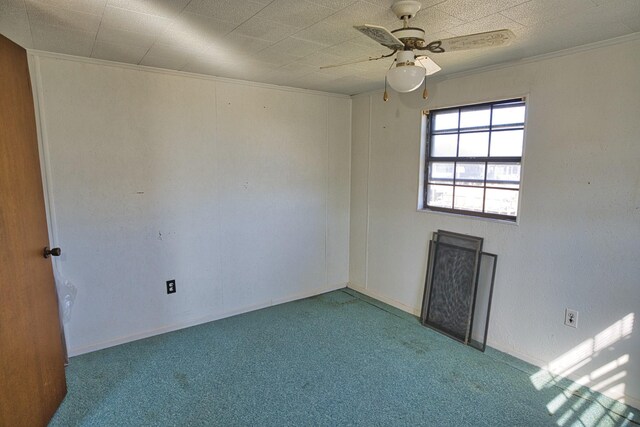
422 77 428 100
383 76 389 102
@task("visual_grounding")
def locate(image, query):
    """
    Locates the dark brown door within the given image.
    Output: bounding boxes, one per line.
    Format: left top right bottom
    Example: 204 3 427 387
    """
0 34 67 426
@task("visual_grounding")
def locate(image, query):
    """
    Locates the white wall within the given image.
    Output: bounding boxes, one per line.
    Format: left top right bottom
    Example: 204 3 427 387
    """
349 37 640 408
31 54 351 356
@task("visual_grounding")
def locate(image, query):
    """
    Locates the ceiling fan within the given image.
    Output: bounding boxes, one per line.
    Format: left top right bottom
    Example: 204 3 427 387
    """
321 0 515 100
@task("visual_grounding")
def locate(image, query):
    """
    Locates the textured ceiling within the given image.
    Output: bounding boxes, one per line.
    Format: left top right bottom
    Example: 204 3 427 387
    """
1 0 639 94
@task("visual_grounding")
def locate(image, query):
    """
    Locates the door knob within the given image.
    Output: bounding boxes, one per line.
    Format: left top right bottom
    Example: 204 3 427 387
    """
43 247 61 258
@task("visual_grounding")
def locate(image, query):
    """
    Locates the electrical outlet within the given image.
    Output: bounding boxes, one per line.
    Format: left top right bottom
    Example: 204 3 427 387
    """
565 308 578 328
166 280 176 294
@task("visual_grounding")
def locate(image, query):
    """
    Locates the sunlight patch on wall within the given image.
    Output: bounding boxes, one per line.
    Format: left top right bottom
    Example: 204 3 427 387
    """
528 314 635 426
530 314 634 392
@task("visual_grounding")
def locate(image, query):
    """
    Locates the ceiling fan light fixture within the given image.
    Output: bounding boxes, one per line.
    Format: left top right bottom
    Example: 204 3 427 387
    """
387 65 425 92
386 50 425 93
322 1 516 94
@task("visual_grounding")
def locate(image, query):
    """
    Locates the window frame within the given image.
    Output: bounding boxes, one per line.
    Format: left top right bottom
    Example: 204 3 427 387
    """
423 98 526 222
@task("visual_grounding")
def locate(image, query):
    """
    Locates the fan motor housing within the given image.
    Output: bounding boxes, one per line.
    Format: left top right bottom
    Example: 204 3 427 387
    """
395 50 417 66
391 27 426 49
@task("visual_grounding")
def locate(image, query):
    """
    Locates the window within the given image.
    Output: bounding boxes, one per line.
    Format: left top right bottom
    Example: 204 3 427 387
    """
423 98 526 221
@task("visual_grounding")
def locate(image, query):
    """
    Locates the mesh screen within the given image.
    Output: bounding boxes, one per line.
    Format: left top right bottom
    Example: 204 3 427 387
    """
425 241 478 341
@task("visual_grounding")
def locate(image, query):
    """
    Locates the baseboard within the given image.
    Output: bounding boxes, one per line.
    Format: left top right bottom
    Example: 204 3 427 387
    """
624 395 640 413
347 283 421 316
347 283 639 411
68 282 347 357
68 282 639 410
347 283 573 369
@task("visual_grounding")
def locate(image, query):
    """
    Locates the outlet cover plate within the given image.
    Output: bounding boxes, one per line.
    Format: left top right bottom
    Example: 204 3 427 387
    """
565 308 578 328
167 280 176 294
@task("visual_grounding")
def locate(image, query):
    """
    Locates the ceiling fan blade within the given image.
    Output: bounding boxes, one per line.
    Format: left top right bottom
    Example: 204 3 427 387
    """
354 24 404 50
319 53 394 70
425 29 515 53
415 56 441 76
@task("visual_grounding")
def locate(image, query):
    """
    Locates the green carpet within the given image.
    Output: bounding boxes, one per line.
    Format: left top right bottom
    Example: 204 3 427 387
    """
50 289 638 426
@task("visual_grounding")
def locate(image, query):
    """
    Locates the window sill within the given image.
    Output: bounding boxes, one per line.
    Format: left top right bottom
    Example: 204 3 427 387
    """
416 207 520 226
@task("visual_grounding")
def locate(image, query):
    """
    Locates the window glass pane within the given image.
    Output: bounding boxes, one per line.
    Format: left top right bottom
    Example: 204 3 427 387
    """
433 111 459 131
428 162 454 185
455 163 485 186
490 130 523 157
458 132 489 157
431 134 457 157
460 107 490 129
487 163 521 188
454 186 484 212
492 105 525 126
485 189 519 216
427 185 453 208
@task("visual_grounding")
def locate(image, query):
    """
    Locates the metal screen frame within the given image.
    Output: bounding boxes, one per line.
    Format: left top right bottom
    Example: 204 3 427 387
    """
421 231 498 352
436 230 483 343
422 239 480 344
468 252 498 352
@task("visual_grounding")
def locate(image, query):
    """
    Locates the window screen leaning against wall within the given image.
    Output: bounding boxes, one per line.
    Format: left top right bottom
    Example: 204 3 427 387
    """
424 98 526 221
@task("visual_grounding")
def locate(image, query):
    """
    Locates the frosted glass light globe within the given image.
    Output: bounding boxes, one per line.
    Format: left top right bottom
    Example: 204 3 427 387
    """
387 65 425 93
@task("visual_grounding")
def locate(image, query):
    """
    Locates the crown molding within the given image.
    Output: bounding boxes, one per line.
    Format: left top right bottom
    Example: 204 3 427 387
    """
443 31 640 81
26 49 352 99
352 31 640 99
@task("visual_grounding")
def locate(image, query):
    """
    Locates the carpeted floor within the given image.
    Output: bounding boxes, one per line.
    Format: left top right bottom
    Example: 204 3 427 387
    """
50 289 638 426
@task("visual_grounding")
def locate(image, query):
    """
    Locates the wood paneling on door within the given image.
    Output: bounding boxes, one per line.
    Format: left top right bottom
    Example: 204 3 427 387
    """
0 34 67 426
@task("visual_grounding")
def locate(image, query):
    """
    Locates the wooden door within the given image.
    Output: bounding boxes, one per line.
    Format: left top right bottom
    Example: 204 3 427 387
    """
0 34 67 426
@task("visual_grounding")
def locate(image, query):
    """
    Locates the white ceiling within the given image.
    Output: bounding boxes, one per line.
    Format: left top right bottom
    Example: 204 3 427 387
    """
1 0 638 94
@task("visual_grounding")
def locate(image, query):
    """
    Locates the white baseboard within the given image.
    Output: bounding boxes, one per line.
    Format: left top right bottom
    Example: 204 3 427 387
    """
347 283 421 316
346 283 640 411
348 282 572 369
624 396 640 413
486 344 640 411
68 282 347 357
69 282 639 410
